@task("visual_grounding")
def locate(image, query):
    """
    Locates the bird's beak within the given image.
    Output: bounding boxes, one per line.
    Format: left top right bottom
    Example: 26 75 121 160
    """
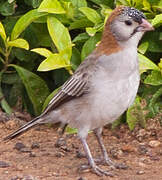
137 18 154 32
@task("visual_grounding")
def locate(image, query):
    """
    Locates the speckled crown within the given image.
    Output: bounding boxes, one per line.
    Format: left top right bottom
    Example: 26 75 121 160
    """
122 7 146 23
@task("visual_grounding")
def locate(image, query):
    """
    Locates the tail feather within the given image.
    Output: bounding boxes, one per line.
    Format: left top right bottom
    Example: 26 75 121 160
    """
3 117 41 141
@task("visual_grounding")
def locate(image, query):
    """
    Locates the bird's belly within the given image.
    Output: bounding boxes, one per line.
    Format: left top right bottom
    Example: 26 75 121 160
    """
91 70 140 127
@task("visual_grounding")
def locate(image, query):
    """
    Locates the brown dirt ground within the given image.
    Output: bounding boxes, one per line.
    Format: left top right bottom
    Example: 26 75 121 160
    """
0 112 162 180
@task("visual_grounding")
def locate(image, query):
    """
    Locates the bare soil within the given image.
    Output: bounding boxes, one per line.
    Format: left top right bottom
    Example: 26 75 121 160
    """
0 111 162 180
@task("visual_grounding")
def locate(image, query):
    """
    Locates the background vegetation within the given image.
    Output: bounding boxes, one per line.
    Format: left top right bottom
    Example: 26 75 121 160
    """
0 0 161 130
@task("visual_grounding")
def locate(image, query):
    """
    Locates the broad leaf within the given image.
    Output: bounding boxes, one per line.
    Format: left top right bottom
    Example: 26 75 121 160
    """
71 47 81 70
72 32 89 43
144 71 162 86
8 38 29 50
138 42 149 54
158 58 162 69
71 0 87 8
69 18 93 30
42 87 60 111
0 22 6 41
79 7 102 24
81 33 101 60
142 32 162 53
143 0 151 12
47 16 72 62
11 9 47 40
0 1 15 16
138 53 160 74
31 48 52 58
127 97 145 130
152 14 162 27
10 64 50 115
86 27 97 36
38 53 70 71
38 0 65 14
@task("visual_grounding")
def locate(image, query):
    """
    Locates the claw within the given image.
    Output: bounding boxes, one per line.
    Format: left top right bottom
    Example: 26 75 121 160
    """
92 165 114 177
79 164 114 177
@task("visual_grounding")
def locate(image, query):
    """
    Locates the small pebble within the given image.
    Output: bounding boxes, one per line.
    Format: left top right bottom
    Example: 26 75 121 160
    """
150 156 160 161
20 147 31 153
55 137 66 148
14 142 26 151
138 162 146 168
29 152 36 157
11 176 23 180
110 148 122 159
138 145 148 155
55 151 65 158
31 142 40 149
61 145 71 152
76 151 86 158
78 177 87 180
136 170 145 175
121 145 135 152
0 161 10 168
148 140 160 148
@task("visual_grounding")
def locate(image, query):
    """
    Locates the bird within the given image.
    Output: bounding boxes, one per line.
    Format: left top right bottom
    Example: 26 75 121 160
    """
4 6 154 176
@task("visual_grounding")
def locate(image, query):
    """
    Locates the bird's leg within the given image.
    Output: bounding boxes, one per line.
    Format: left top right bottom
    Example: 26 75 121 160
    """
80 137 113 176
94 128 115 167
94 127 128 170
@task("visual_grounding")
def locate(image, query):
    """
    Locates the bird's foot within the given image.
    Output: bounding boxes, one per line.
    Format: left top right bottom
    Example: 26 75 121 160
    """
94 158 128 170
79 164 114 176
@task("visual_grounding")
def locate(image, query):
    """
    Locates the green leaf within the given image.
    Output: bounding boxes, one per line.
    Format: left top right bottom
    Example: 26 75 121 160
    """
71 47 81 70
62 2 75 20
38 0 65 14
144 71 162 86
0 22 6 41
0 1 15 16
8 38 29 50
10 64 50 115
42 87 60 111
138 41 149 54
158 59 162 69
152 14 162 27
138 53 160 74
127 97 145 130
2 73 19 84
79 7 102 24
0 71 12 114
14 48 38 62
142 32 162 53
24 0 42 8
66 126 78 134
47 16 72 61
86 27 97 36
81 33 101 61
11 9 47 40
71 0 87 8
69 18 93 30
72 32 89 43
148 87 162 116
31 48 52 58
143 0 151 11
38 53 70 71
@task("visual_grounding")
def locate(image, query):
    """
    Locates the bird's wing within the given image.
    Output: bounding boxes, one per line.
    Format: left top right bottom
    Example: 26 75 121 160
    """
43 70 89 114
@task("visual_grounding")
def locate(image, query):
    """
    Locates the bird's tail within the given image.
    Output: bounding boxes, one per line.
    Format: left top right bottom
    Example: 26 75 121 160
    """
3 116 42 141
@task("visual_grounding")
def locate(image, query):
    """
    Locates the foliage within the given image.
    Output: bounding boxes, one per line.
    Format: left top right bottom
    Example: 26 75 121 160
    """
0 0 161 129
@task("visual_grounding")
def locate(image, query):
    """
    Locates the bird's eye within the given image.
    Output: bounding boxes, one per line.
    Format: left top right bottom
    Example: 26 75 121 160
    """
125 20 132 26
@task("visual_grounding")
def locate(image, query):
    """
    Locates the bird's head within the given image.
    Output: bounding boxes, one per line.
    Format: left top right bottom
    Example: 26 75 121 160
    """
96 6 154 55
